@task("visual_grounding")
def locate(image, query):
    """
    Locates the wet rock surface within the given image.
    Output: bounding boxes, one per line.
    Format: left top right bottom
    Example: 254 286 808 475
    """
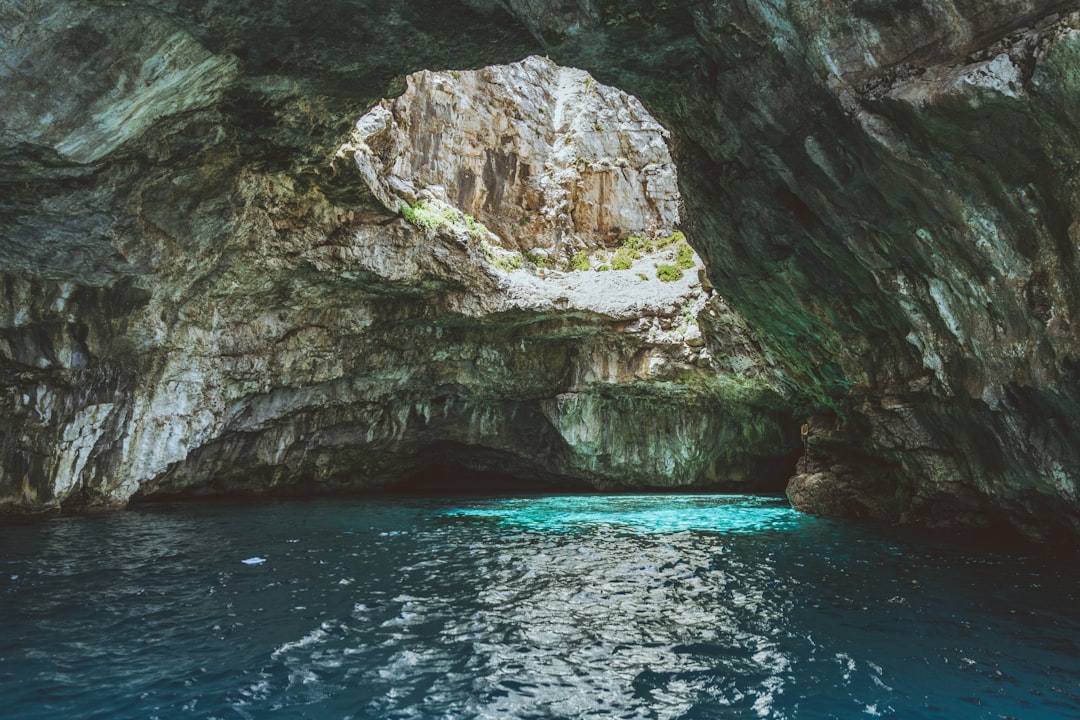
3 0 1080 538
673 2 1080 539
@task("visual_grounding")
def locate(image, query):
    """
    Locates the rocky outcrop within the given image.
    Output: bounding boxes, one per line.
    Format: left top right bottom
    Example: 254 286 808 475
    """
351 55 681 255
4 0 1080 539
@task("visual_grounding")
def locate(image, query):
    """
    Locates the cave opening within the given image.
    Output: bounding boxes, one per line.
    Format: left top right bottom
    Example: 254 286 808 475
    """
324 55 796 499
392 452 799 498
392 463 590 497
0 41 799 513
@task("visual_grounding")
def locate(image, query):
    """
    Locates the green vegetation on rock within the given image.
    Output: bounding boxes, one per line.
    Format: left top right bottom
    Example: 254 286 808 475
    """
611 244 640 270
400 199 489 242
659 230 685 248
565 233 691 275
657 264 682 282
676 241 695 270
524 251 552 268
622 230 686 255
481 240 524 271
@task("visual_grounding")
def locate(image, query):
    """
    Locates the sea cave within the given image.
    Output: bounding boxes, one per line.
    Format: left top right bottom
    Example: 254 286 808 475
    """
2 1 1080 717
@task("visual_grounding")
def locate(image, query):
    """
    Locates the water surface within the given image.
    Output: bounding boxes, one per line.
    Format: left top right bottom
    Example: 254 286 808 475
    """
2 494 1078 719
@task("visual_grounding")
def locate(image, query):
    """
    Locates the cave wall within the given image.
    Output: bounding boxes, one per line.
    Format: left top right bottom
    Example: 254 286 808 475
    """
655 1 1080 538
2 0 1080 537
0 2 792 512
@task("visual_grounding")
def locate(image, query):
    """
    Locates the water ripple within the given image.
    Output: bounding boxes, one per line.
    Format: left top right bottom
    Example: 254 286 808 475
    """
2 495 1078 719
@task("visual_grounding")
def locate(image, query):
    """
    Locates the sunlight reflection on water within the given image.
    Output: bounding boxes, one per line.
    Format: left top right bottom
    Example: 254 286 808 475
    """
2 494 1078 720
441 493 802 534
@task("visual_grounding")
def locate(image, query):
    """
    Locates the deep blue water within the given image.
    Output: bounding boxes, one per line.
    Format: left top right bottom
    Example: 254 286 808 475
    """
1 494 1078 719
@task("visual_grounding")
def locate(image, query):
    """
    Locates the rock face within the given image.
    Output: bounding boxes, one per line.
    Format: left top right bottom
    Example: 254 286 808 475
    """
0 35 790 512
3 0 1080 539
1 2 237 166
669 2 1080 539
351 55 681 255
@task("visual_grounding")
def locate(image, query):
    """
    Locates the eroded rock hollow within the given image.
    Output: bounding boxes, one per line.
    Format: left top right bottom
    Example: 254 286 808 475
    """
3 0 1080 539
0 39 791 509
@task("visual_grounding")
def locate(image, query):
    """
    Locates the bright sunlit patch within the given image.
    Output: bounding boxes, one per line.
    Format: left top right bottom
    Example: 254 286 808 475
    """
442 494 802 534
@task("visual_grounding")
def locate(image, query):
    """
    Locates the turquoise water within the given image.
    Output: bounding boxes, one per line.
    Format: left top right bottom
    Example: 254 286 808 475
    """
1 494 1078 719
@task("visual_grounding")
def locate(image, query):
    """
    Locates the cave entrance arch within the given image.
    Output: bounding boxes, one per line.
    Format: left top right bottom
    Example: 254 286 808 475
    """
321 56 794 496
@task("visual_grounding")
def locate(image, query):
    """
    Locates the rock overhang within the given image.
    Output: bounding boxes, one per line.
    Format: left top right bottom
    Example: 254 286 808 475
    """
0 21 795 513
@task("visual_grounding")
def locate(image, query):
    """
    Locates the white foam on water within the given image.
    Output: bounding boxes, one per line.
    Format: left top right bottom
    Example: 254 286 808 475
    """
271 622 334 659
377 650 422 679
753 645 791 673
836 653 857 681
753 676 786 718
381 611 420 627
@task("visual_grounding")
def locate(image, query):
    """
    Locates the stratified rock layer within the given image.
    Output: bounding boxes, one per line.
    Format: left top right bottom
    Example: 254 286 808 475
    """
3 0 1080 539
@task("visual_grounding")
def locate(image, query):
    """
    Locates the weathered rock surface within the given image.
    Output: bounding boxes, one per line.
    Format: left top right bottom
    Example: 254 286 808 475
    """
669 2 1080 539
1 2 237 166
351 55 681 255
4 0 1080 539
0 32 790 512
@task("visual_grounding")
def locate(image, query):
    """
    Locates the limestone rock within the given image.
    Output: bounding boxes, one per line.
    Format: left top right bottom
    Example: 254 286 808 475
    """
351 55 681 255
0 30 789 514
0 1 236 164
